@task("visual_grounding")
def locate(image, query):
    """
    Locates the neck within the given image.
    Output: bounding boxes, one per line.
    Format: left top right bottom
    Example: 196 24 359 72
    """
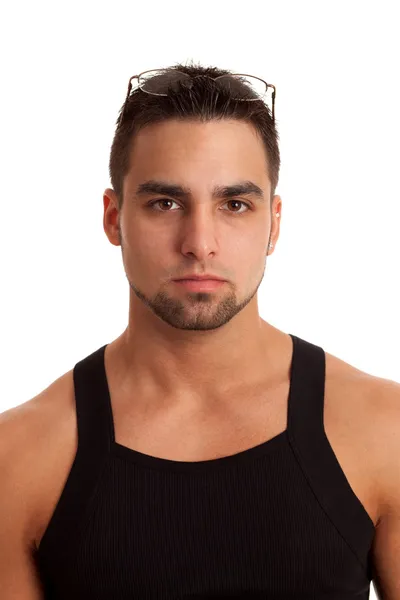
107 319 287 411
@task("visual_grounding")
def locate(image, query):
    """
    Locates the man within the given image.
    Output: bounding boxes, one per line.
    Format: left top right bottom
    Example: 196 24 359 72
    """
1 62 399 599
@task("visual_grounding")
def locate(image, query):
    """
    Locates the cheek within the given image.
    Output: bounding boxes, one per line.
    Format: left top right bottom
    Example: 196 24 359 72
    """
230 232 266 258
127 229 171 275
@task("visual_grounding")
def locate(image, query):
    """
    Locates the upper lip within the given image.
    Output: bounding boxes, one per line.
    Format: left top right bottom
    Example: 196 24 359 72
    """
174 274 226 281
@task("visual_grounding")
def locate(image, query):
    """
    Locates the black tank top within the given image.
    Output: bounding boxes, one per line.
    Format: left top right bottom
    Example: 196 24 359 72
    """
34 334 376 599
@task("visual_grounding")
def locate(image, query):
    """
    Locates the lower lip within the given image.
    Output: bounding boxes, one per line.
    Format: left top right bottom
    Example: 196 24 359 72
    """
174 279 225 292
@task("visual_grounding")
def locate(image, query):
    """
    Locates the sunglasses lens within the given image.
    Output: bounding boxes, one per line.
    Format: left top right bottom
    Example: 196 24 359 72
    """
138 71 267 101
215 75 267 100
138 70 192 94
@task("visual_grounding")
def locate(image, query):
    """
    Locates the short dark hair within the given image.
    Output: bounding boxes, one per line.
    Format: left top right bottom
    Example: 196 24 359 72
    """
109 61 281 211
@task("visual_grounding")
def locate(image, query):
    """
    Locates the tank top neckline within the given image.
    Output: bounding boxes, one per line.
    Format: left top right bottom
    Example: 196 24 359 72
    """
98 333 298 472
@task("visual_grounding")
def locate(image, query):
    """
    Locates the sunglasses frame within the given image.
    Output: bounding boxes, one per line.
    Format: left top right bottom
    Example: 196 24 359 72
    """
118 68 276 125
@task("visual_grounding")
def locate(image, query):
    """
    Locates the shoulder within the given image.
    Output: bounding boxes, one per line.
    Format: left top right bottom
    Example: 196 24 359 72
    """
0 369 76 457
324 349 400 511
0 369 76 551
366 373 400 515
324 355 400 595
346 363 400 492
341 353 400 507
327 346 400 450
360 374 400 598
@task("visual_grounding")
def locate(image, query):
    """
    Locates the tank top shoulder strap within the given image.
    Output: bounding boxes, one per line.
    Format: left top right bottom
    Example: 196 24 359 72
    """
286 333 375 572
73 343 112 456
36 344 112 564
287 333 326 440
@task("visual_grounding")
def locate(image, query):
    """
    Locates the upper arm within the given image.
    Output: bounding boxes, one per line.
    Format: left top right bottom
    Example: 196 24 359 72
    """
370 378 400 599
0 402 46 599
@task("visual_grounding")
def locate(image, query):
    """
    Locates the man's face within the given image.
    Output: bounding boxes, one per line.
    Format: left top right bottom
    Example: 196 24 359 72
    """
105 118 280 332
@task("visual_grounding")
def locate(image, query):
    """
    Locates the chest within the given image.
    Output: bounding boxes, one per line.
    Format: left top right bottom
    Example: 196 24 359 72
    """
117 365 381 530
33 354 382 554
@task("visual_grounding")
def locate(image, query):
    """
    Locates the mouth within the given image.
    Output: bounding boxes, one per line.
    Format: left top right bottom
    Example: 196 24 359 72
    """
173 279 226 292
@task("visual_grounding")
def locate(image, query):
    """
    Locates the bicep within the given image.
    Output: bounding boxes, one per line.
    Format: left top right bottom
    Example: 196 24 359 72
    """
371 508 400 600
370 380 400 599
0 407 45 599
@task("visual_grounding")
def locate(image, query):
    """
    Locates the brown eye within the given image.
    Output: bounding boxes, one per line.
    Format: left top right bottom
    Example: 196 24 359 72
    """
149 199 179 211
226 200 250 213
148 199 251 214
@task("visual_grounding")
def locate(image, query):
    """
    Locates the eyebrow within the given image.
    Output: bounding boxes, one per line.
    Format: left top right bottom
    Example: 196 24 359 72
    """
134 179 265 202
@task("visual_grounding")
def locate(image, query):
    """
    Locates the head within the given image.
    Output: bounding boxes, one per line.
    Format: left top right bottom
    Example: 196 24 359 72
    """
103 61 282 334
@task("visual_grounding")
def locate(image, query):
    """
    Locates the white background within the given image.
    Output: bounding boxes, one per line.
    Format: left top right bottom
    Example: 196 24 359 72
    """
1 2 399 597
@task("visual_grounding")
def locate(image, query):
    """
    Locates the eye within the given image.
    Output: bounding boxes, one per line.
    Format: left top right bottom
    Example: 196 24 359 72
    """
147 199 251 214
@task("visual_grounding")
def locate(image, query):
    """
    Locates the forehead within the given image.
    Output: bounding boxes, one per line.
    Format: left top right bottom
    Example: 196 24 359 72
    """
126 119 269 183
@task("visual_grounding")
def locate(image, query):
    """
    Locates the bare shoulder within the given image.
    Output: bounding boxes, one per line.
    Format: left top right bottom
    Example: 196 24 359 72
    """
326 352 400 597
323 347 399 520
0 368 76 461
326 345 400 449
323 346 392 423
0 369 76 552
360 370 400 599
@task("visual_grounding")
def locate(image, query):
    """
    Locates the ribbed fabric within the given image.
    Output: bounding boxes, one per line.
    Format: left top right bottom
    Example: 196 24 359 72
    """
34 334 376 599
